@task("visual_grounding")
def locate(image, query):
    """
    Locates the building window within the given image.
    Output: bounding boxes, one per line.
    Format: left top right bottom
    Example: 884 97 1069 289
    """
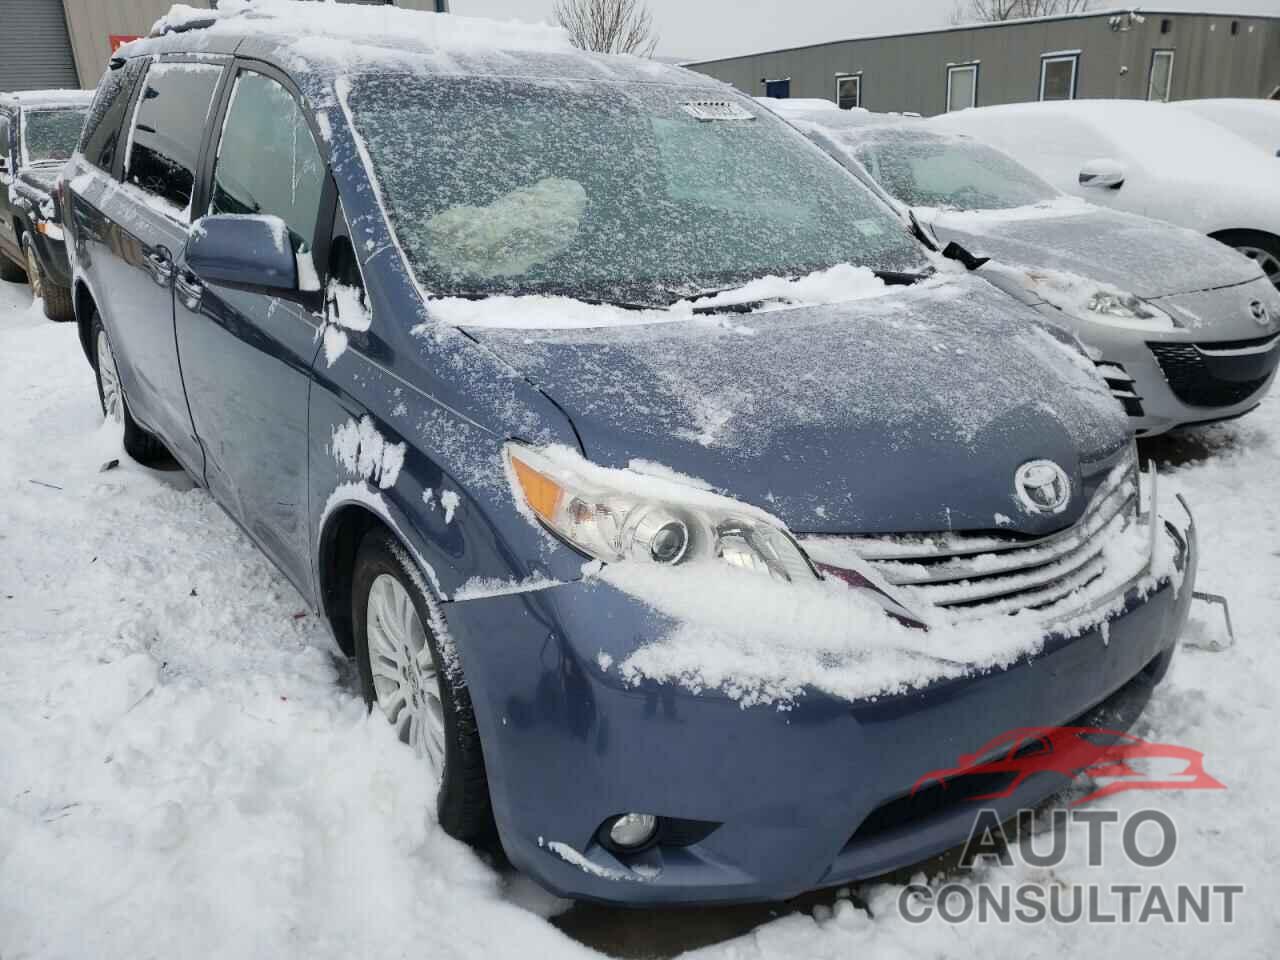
763 77 790 99
946 63 978 112
1039 53 1079 101
836 74 861 109
1148 49 1174 102
1230 20 1239 35
1160 18 1171 34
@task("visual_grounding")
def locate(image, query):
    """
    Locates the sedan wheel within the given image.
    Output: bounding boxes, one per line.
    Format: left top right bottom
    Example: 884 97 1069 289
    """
366 572 448 776
1238 245 1280 291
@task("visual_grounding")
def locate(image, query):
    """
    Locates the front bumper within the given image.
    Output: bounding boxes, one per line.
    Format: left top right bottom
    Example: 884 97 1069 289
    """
1032 277 1280 436
442 502 1197 906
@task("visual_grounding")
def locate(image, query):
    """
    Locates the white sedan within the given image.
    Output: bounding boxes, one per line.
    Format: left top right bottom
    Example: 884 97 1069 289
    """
929 99 1280 290
1171 98 1280 158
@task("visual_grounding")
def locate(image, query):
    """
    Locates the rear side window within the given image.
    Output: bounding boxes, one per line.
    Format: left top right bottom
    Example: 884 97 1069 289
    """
0 114 11 174
125 61 223 218
209 70 325 253
79 60 145 175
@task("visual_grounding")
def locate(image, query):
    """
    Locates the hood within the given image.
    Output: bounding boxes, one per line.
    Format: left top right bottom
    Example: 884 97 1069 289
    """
464 279 1131 537
924 203 1260 299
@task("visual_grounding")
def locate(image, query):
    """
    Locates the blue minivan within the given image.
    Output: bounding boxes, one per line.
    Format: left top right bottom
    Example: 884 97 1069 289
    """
64 5 1196 905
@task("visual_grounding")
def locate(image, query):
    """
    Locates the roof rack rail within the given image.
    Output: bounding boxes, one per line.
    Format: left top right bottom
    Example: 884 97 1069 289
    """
149 16 219 38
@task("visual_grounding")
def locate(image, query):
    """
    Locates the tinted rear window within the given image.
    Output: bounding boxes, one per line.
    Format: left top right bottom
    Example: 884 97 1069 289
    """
22 108 89 165
125 61 223 218
80 60 144 176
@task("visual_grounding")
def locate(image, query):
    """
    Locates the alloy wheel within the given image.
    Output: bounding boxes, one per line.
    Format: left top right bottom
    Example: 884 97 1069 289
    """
366 572 447 777
24 244 43 300
1238 245 1280 291
96 328 123 424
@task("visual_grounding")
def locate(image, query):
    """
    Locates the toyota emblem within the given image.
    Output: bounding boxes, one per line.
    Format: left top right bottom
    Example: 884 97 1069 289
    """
1015 460 1072 515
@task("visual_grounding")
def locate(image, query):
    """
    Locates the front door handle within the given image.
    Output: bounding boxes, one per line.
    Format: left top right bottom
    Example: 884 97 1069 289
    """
145 246 172 286
175 269 204 310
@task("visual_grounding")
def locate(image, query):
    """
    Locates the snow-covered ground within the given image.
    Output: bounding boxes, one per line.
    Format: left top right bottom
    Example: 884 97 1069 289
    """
1 278 1276 957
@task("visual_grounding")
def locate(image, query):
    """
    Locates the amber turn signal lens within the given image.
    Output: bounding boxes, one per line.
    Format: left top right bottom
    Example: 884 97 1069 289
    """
510 454 563 521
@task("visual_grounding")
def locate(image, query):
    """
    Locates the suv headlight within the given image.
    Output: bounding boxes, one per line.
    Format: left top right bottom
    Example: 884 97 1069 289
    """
506 444 817 583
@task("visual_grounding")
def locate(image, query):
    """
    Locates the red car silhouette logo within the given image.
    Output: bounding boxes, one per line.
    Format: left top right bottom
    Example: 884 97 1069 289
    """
912 726 1225 806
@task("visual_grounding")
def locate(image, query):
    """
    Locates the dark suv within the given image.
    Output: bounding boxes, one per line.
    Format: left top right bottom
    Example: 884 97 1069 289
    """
64 6 1195 906
0 90 92 320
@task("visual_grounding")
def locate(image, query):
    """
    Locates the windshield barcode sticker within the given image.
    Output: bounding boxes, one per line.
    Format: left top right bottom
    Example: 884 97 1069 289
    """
680 101 755 122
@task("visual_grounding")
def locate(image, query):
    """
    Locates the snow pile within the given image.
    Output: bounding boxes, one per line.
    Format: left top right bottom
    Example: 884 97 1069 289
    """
424 264 892 330
153 1 575 55
2 267 1280 954
331 415 405 490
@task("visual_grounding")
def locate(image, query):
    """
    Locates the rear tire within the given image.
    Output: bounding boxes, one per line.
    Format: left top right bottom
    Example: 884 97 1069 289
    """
0 252 26 282
352 529 494 842
23 235 73 325
90 310 169 464
1216 229 1280 292
23 234 73 322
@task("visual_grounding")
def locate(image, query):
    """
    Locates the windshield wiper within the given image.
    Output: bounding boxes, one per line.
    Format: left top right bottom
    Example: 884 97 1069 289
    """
688 268 933 315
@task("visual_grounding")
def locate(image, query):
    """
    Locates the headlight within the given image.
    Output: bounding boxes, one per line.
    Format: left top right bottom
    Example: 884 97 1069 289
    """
1088 290 1166 323
506 444 817 583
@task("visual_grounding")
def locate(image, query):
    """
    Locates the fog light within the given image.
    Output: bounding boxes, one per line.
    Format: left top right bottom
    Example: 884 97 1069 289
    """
608 813 658 849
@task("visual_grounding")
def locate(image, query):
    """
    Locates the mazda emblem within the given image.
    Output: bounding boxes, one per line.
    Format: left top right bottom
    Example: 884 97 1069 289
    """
1015 460 1072 515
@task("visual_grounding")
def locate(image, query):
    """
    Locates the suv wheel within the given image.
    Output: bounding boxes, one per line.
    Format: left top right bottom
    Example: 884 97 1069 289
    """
352 530 493 842
24 234 74 322
91 311 169 464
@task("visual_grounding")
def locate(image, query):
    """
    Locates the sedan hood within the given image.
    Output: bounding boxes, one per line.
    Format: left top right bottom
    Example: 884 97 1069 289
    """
923 203 1260 299
465 279 1130 537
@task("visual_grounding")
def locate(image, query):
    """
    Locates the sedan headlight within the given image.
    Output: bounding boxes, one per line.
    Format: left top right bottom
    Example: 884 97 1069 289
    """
1087 290 1171 326
506 444 817 583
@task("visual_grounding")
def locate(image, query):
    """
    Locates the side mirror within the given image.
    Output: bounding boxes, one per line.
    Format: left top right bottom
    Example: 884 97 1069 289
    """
1078 158 1126 190
185 214 298 293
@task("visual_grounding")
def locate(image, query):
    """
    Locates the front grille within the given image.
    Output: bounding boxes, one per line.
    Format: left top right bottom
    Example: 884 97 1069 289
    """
1095 360 1144 418
805 456 1140 624
1149 334 1280 408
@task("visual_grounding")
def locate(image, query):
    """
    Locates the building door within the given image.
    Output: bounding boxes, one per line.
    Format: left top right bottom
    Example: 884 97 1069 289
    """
1148 50 1175 102
946 64 978 112
0 0 80 91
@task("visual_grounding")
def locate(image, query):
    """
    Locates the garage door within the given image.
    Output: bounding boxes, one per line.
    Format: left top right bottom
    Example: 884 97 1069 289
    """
0 0 80 93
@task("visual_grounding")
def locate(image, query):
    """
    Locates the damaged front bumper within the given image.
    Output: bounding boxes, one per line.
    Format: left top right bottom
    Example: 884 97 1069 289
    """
440 489 1196 906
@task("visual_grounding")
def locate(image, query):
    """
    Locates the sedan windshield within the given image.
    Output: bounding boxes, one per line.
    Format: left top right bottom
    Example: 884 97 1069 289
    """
849 129 1059 211
346 75 926 305
23 107 88 165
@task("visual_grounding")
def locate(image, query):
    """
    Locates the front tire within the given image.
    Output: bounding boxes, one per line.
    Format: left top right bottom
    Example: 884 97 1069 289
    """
91 311 169 464
23 234 73 322
353 529 493 842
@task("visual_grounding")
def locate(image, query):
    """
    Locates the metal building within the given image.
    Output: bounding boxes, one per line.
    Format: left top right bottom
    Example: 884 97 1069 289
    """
686 8 1280 116
0 0 450 93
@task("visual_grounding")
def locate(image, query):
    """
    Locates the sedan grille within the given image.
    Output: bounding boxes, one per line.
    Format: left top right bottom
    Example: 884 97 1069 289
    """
802 456 1143 625
1149 334 1280 408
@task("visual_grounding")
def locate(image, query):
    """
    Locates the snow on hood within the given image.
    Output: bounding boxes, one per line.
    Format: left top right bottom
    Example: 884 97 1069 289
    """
922 202 1261 299
461 276 1130 537
424 264 893 330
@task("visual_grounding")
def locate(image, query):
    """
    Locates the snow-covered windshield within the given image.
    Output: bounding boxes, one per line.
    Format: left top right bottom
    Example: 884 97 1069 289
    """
22 108 89 165
850 129 1059 211
346 75 926 305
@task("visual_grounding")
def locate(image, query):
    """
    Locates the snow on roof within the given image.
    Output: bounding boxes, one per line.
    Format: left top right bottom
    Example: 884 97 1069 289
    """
152 0 576 56
0 89 94 111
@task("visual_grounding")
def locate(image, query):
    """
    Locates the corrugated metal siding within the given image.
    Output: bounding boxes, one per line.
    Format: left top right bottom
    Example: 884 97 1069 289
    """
61 0 212 90
0 0 79 92
686 12 1280 116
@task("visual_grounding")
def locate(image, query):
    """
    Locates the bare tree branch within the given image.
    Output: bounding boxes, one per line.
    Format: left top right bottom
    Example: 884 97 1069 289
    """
950 0 1091 25
552 0 660 57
